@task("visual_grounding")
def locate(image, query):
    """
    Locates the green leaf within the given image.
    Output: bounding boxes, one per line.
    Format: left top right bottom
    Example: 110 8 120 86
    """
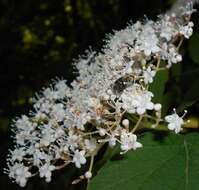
171 63 182 82
177 78 199 112
189 33 199 65
161 92 174 116
89 133 199 190
149 66 169 104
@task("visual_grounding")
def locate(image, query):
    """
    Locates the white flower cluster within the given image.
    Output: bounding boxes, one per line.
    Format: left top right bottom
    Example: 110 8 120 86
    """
5 3 195 187
165 109 187 133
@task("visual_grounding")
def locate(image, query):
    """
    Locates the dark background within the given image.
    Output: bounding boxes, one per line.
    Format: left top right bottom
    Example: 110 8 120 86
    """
0 0 199 189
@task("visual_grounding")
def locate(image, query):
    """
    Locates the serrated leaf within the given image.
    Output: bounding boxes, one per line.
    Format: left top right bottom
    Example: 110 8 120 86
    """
89 133 199 190
189 33 199 64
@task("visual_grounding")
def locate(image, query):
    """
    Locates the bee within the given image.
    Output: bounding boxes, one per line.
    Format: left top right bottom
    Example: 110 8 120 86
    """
112 76 132 95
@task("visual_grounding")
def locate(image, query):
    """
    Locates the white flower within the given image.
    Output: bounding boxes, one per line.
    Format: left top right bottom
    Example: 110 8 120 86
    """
8 163 31 187
15 131 26 145
11 148 26 161
136 91 154 115
50 103 65 122
72 150 86 168
37 100 52 114
33 150 51 166
15 115 34 132
67 131 79 151
159 14 180 42
43 88 58 100
143 67 156 84
54 80 70 99
54 127 65 139
160 29 173 41
108 136 117 147
121 86 154 115
168 47 182 66
40 126 56 147
72 113 89 130
98 128 106 136
39 163 55 182
120 131 142 153
87 97 101 108
137 23 160 56
85 139 97 152
125 61 134 74
165 110 186 133
179 22 194 39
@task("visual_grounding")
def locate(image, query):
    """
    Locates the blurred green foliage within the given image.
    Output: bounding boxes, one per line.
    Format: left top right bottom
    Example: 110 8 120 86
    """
0 0 199 190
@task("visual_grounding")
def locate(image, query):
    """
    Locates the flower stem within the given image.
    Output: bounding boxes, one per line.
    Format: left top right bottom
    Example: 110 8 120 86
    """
176 36 184 51
131 115 143 133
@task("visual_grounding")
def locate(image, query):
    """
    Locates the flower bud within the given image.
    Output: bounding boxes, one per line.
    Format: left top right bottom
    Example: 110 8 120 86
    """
154 103 162 111
122 119 129 127
85 171 92 179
